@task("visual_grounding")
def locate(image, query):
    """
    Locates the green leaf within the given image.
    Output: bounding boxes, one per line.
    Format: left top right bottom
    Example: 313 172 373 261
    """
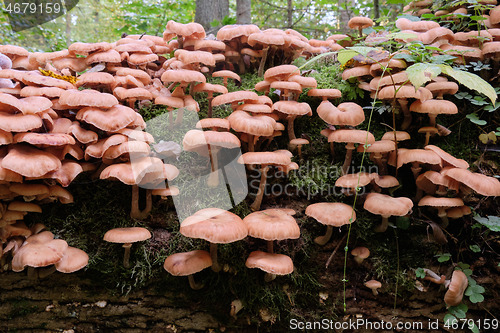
469 245 481 253
439 65 497 104
470 323 480 333
388 31 418 40
448 304 468 318
299 51 337 70
469 293 484 303
406 63 441 88
415 267 425 279
443 314 456 326
466 284 485 295
473 215 500 232
466 113 487 125
432 55 457 64
337 46 380 65
437 253 451 262
393 53 417 63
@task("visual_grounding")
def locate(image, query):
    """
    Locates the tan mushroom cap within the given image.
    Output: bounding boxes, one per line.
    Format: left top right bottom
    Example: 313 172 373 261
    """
422 170 459 191
164 20 206 41
364 193 413 218
357 140 395 153
20 86 65 98
272 101 312 116
307 88 342 99
163 250 212 276
212 91 259 106
237 151 291 166
305 202 355 227
270 81 302 92
0 93 52 115
114 129 155 144
351 247 370 260
103 227 151 244
12 235 68 272
68 42 112 56
161 69 206 84
418 195 464 209
14 133 75 147
424 145 469 169
364 279 382 290
180 208 247 244
342 65 371 81
374 175 400 188
381 131 411 142
9 183 49 197
212 70 241 82
76 105 137 132
335 173 377 188
396 149 441 169
425 81 459 98
444 270 468 306
85 49 121 65
290 138 309 146
328 129 375 145
378 85 432 102
2 145 61 178
288 75 317 88
243 209 300 241
183 130 241 155
55 247 89 273
410 99 458 115
264 65 300 81
228 111 276 137
237 103 272 114
8 201 42 213
447 206 471 219
318 102 365 126
192 83 228 95
348 17 374 30
59 89 118 108
216 24 261 41
245 251 294 275
196 118 231 131
0 112 43 132
441 168 500 196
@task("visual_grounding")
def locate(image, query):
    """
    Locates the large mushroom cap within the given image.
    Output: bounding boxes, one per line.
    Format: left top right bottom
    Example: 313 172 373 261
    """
441 168 500 196
305 202 355 227
317 102 365 127
12 235 68 272
103 227 151 244
243 209 300 241
163 250 212 276
245 250 294 275
237 151 291 166
424 145 469 169
418 195 464 209
363 193 413 218
444 270 468 306
55 247 89 273
180 208 247 244
2 144 61 178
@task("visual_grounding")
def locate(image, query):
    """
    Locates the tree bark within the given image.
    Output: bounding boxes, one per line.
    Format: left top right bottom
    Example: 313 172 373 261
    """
65 11 71 47
287 0 293 28
338 0 355 33
195 0 229 31
374 0 380 20
236 0 252 24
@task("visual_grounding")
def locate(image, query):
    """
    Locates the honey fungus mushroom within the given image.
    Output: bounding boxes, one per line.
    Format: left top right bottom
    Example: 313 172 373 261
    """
305 202 355 245
363 193 413 232
103 227 151 268
180 208 247 272
163 250 212 290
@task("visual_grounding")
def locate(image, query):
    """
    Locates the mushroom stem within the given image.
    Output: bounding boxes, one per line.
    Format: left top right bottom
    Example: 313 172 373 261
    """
251 165 269 211
222 77 228 88
329 142 335 160
267 240 274 254
238 57 246 74
287 115 297 140
258 46 269 77
423 268 446 284
27 267 38 280
297 145 303 160
437 208 449 228
207 145 220 188
130 186 151 220
371 288 379 296
188 275 205 290
264 273 277 282
374 216 389 233
315 226 333 246
207 92 214 118
342 143 355 175
411 162 422 180
248 134 255 152
429 114 437 127
210 243 222 272
424 132 432 146
123 243 132 268
38 266 56 278
399 99 412 130
373 154 387 175
175 107 185 125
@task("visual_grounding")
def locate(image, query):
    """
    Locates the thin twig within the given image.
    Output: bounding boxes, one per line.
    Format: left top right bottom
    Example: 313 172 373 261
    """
326 233 348 268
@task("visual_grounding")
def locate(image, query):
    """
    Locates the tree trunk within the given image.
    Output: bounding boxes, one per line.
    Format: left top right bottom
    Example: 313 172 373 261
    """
236 0 252 24
287 0 293 28
338 0 355 33
65 11 71 47
195 0 229 31
374 0 380 20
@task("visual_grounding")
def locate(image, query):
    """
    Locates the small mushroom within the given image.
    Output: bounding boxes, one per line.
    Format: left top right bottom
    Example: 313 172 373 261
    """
103 227 151 268
351 247 370 265
163 250 212 290
364 279 382 296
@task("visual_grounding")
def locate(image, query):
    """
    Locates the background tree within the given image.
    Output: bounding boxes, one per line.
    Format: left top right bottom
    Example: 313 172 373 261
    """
195 0 229 31
237 0 252 24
